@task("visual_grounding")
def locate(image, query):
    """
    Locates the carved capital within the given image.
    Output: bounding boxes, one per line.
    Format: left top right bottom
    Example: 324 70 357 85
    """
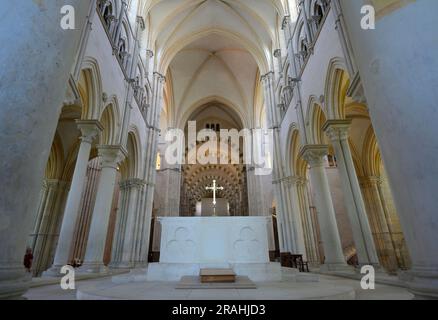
323 119 352 142
136 16 145 30
97 145 127 169
153 71 166 83
260 71 274 83
76 120 104 144
120 178 147 190
299 144 329 167
359 176 382 188
281 15 290 30
146 49 154 58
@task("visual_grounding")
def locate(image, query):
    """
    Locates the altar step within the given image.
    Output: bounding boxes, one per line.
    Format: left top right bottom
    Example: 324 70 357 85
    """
176 275 257 289
146 262 283 282
200 268 236 283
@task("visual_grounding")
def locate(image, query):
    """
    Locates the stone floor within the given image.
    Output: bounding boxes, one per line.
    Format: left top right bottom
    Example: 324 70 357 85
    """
23 269 414 300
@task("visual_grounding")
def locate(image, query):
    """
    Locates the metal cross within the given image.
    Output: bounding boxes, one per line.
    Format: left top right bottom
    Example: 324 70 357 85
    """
205 179 224 206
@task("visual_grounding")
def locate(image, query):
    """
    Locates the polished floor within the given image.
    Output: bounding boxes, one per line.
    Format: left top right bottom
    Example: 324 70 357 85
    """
24 270 413 300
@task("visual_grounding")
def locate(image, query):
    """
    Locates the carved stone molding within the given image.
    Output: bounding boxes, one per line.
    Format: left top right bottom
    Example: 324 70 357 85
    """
76 120 104 144
97 145 127 169
260 71 274 83
120 178 147 190
299 144 329 167
322 119 352 142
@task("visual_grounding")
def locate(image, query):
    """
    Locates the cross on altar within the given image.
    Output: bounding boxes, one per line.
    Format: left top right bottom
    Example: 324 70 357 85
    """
205 179 224 206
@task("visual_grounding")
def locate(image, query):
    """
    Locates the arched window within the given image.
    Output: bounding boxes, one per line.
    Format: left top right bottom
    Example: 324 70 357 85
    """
313 2 324 26
327 154 337 167
118 37 127 62
98 0 113 29
312 0 330 32
300 38 309 57
156 153 161 170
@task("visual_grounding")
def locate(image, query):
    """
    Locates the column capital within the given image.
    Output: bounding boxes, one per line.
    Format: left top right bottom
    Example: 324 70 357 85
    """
153 72 166 83
260 71 274 83
76 120 103 144
282 175 306 187
42 179 61 189
145 49 154 58
299 144 329 167
97 145 127 169
359 176 382 188
120 178 147 189
323 119 352 142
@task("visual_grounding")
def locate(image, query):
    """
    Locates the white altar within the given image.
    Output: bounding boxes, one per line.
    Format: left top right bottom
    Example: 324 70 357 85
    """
146 217 282 281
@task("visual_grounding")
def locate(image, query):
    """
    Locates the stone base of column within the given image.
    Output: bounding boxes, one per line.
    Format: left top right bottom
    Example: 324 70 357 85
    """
0 266 31 299
404 267 438 299
77 262 109 275
111 268 149 284
42 265 65 278
320 263 354 273
108 262 133 270
357 262 383 273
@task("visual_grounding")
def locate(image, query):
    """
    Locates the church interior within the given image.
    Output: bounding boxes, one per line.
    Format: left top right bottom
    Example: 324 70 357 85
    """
0 0 437 301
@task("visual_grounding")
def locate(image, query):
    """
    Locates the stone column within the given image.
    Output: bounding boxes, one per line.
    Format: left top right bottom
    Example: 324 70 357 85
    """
291 176 319 265
30 180 68 276
111 178 145 268
285 176 307 257
296 177 320 265
360 176 398 272
70 158 101 264
140 72 166 265
340 0 438 297
300 145 348 271
261 72 291 254
46 120 103 275
156 164 182 217
79 145 126 273
0 0 91 298
375 179 411 269
324 120 379 267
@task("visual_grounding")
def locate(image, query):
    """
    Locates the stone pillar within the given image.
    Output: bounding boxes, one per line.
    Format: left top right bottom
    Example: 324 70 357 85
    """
375 178 411 269
46 120 103 275
69 158 101 264
140 72 166 265
156 165 182 217
0 0 91 298
30 180 69 276
300 145 348 270
111 178 145 268
261 72 290 254
360 176 398 272
296 177 321 265
285 176 307 257
324 120 379 267
79 145 126 273
340 0 438 297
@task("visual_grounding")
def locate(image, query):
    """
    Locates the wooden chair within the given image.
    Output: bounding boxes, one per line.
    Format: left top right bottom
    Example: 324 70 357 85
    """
290 254 310 273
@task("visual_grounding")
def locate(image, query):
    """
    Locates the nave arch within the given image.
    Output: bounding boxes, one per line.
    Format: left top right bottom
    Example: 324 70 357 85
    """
29 61 134 275
295 60 411 271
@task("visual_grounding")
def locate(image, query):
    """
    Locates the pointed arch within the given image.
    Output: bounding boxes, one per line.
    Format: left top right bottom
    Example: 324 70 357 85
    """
177 96 248 130
100 96 121 145
324 57 350 120
45 131 65 180
80 57 103 120
306 96 327 145
120 129 141 179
